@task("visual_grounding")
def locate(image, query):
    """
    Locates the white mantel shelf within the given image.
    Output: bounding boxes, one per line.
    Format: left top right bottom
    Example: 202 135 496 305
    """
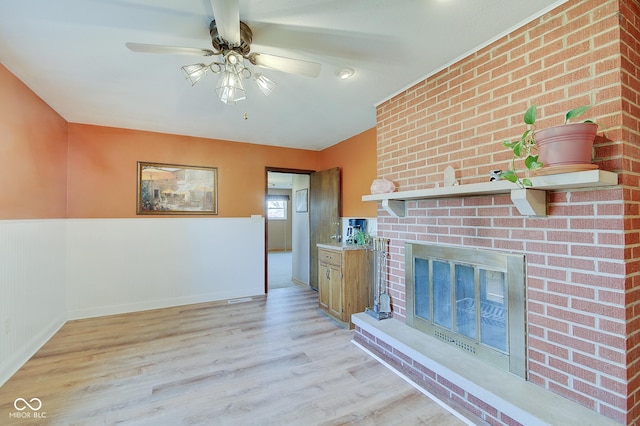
362 170 618 217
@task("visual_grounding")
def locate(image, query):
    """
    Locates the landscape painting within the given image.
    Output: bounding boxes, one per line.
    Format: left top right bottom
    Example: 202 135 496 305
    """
137 162 218 215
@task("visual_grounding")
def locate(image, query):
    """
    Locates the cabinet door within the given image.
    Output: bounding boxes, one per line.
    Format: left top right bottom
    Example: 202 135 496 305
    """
328 264 343 320
318 262 330 311
309 167 341 290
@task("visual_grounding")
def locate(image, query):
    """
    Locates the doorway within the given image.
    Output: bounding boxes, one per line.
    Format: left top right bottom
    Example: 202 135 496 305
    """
265 168 313 293
265 167 341 293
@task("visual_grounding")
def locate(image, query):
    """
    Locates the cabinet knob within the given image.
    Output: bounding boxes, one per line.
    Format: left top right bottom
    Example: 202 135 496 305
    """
326 268 330 280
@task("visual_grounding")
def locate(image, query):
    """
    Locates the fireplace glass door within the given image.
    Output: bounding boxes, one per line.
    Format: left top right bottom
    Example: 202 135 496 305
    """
406 243 526 378
415 259 507 352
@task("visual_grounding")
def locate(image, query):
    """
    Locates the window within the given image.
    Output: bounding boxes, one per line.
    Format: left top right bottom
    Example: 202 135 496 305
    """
267 196 288 220
267 200 287 219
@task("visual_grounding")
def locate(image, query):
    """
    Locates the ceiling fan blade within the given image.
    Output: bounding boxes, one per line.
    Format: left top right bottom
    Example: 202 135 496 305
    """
126 42 215 57
249 53 321 78
210 0 240 46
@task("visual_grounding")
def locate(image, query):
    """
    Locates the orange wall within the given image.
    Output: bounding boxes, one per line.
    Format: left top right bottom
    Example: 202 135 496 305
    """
0 64 68 219
67 124 320 218
1 62 377 220
318 127 378 217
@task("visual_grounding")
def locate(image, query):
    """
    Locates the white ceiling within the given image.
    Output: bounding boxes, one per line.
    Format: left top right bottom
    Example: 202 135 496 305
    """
0 0 564 151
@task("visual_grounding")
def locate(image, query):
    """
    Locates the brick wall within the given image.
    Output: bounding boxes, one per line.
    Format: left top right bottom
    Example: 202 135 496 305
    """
619 0 640 424
372 1 640 424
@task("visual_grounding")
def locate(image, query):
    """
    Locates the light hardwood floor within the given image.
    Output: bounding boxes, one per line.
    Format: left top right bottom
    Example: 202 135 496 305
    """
0 286 472 425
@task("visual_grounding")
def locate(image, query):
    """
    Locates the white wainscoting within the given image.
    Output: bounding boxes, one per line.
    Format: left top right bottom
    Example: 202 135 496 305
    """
0 220 67 386
66 217 265 319
0 217 265 386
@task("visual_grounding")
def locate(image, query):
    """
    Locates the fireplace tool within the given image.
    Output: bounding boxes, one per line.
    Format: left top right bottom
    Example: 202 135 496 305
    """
366 237 392 320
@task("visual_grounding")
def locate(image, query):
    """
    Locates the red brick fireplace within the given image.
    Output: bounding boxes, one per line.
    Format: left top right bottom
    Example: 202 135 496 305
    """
354 1 640 424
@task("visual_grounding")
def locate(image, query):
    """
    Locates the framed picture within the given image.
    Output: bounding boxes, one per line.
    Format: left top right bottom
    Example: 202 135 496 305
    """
295 188 308 212
137 161 218 215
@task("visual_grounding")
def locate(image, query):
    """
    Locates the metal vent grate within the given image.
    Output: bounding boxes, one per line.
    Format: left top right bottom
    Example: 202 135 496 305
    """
227 297 253 304
434 330 477 354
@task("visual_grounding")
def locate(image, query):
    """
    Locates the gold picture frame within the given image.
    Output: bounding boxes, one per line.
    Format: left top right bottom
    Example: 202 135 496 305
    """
137 161 218 215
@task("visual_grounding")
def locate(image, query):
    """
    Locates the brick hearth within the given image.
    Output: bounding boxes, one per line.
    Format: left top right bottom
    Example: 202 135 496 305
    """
352 313 618 426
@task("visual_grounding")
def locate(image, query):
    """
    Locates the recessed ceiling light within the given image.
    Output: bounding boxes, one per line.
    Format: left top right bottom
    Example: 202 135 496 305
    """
338 68 354 80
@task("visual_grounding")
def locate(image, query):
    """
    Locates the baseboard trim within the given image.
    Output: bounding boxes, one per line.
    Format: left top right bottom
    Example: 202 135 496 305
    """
67 291 265 320
0 316 66 387
291 277 308 287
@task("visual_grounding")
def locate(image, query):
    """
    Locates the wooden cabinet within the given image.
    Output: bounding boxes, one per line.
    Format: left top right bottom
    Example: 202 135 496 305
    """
317 246 372 328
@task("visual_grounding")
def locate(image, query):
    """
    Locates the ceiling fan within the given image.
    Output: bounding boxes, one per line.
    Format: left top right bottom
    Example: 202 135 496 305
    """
126 0 322 105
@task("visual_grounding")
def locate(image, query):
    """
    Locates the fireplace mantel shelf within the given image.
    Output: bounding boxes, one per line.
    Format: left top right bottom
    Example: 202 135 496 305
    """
362 170 618 217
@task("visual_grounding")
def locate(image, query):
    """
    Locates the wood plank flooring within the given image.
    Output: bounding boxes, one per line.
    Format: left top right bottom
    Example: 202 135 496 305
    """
0 286 470 425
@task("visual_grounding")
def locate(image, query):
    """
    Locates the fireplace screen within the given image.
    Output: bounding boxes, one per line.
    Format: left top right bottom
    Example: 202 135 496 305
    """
406 243 526 378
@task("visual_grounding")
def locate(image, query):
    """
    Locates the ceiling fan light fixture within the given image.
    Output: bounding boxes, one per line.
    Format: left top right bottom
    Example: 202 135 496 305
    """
181 63 209 86
338 68 355 80
225 52 244 73
216 67 246 104
253 73 276 96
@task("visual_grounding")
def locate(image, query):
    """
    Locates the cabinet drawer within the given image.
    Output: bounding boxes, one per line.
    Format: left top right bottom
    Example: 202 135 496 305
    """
318 248 341 267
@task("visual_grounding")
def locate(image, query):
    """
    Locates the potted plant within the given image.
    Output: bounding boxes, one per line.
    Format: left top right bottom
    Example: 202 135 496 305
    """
500 104 597 188
346 229 371 246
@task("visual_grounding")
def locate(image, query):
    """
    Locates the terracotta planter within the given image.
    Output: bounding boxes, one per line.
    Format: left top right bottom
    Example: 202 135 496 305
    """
535 122 598 167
